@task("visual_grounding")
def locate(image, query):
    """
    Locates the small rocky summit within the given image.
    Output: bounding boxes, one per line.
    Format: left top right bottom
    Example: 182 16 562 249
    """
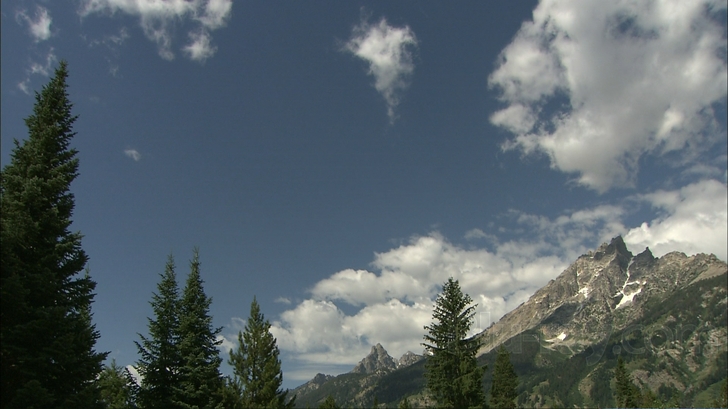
397 350 424 368
351 343 397 374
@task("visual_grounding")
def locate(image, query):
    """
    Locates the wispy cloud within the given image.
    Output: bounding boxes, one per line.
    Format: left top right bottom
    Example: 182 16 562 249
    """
124 149 141 161
183 30 217 62
274 297 292 305
16 6 52 42
18 49 57 95
79 0 232 62
489 0 727 192
344 17 418 123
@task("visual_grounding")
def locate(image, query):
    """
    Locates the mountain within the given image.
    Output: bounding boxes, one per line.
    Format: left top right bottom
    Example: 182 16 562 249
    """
291 345 424 407
291 237 727 408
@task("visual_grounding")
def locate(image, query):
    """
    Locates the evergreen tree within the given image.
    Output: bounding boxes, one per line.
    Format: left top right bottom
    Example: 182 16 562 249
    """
613 356 640 408
317 395 339 409
0 60 107 409
398 397 411 409
422 277 486 409
490 345 518 409
228 297 293 408
176 249 224 409
98 360 137 409
135 256 183 409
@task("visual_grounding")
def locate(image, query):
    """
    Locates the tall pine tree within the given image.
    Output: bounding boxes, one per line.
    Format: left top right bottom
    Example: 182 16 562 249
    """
490 345 518 409
0 60 107 409
176 249 224 409
97 360 138 409
422 278 486 409
135 255 183 409
613 355 640 408
228 297 293 409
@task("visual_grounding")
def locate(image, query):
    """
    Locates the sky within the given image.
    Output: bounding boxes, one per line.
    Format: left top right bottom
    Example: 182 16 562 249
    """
1 0 727 390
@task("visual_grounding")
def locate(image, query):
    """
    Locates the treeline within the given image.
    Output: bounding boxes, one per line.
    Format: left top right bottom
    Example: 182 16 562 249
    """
98 250 293 409
0 61 292 409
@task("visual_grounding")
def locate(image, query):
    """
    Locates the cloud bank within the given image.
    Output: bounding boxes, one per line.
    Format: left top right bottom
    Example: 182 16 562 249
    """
79 0 232 61
489 0 727 192
262 177 726 382
345 17 418 123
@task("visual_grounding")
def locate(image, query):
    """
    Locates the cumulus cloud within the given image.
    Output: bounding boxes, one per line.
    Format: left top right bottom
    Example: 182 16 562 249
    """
271 232 572 374
489 0 727 192
345 17 418 123
17 6 52 42
270 177 726 379
124 149 141 161
624 179 728 261
79 0 232 61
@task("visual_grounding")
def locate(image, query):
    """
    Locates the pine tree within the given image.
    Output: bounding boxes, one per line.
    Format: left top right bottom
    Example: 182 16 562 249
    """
317 395 339 409
228 297 294 408
398 397 411 409
176 249 224 409
135 256 183 409
98 360 138 409
0 60 107 409
422 277 486 409
490 345 518 409
613 356 640 408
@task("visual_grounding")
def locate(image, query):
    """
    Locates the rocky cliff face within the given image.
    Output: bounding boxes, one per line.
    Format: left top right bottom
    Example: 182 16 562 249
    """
477 236 727 358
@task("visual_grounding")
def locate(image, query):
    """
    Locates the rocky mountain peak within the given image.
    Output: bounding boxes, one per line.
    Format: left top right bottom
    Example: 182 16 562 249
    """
397 351 424 368
351 343 397 374
477 237 727 355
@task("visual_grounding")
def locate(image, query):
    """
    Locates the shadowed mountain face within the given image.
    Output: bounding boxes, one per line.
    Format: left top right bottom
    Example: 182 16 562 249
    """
291 237 728 408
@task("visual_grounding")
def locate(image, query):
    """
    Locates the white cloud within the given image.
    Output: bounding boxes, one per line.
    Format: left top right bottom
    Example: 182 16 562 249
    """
274 297 292 304
624 179 728 261
17 6 52 42
270 178 726 375
183 30 217 62
18 49 57 95
489 0 728 192
345 17 418 123
79 0 232 61
124 149 141 161
272 232 572 369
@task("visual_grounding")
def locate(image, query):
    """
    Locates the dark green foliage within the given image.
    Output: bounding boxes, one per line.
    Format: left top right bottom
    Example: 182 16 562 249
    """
135 256 183 409
613 356 640 408
397 397 411 409
221 376 245 409
423 278 486 409
176 249 224 409
98 360 137 409
317 395 338 409
135 252 225 408
0 60 107 409
229 297 293 408
490 346 518 409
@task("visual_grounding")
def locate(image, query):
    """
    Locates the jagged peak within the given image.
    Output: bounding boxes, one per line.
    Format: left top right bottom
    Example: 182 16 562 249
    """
593 236 631 259
351 343 397 374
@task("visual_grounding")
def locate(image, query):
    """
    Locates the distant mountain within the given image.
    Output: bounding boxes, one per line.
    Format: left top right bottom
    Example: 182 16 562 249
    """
291 237 727 408
291 344 424 407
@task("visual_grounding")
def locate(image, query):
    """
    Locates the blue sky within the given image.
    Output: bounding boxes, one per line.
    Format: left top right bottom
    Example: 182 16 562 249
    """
2 0 726 389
